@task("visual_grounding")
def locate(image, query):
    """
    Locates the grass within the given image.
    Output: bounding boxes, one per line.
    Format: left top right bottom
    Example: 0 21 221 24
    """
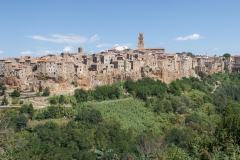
93 99 164 135
28 117 71 128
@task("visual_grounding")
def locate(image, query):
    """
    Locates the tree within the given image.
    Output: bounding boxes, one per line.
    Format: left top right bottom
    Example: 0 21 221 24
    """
42 87 50 96
169 81 181 96
74 89 88 103
59 95 66 104
19 104 29 114
75 109 103 124
198 71 205 79
0 83 6 96
11 90 20 97
28 103 34 120
17 114 28 130
1 94 9 105
223 53 231 58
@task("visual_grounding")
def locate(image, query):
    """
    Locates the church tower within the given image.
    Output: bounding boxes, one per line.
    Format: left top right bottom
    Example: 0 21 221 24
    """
137 33 145 50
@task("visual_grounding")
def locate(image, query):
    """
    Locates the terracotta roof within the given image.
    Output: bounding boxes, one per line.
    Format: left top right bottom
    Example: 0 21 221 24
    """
37 60 46 62
15 68 22 71
30 61 37 64
45 60 56 62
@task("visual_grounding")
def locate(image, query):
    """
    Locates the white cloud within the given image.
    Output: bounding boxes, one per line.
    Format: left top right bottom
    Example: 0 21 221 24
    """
213 47 219 51
174 34 203 41
159 42 165 45
89 34 100 42
20 51 33 55
62 46 73 52
27 34 88 45
0 50 3 54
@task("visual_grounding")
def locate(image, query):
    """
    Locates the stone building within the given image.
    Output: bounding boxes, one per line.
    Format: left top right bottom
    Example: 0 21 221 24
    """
0 33 237 91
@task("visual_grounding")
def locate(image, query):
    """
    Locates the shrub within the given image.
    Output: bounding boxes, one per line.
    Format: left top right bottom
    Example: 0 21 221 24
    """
185 113 203 125
165 128 194 148
35 112 45 120
59 95 66 104
72 81 78 87
12 98 19 104
49 96 58 104
11 90 20 97
17 114 29 130
1 94 9 105
75 109 103 124
42 87 50 96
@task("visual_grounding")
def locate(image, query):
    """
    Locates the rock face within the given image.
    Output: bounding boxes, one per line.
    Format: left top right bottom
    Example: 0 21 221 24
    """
0 53 228 92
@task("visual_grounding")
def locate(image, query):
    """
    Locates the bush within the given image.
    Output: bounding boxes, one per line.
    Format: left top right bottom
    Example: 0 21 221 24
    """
35 112 45 120
11 90 20 97
72 81 78 87
42 87 50 96
12 98 19 104
165 128 194 148
75 109 103 124
1 94 9 105
49 96 58 104
17 114 29 130
169 81 181 96
185 113 203 125
75 89 88 103
59 95 66 104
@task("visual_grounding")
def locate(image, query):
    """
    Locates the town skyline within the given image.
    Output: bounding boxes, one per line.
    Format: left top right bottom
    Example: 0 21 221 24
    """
0 0 240 58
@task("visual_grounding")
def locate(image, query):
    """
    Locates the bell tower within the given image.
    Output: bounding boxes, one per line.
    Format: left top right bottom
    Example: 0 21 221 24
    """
137 33 145 50
78 47 83 53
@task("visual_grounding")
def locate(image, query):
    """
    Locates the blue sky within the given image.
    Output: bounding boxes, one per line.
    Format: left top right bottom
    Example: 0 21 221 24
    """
0 0 240 58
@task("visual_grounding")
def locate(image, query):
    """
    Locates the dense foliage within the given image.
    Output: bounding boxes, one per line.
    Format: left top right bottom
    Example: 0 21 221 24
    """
42 87 50 96
11 90 20 97
1 72 240 159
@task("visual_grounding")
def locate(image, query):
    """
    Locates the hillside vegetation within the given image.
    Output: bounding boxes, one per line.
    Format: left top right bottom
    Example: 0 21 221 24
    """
1 72 240 159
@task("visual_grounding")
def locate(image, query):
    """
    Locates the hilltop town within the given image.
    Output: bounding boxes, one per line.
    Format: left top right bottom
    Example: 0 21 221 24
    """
0 33 237 92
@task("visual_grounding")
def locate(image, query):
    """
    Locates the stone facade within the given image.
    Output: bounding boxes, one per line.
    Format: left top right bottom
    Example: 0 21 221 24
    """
0 33 236 92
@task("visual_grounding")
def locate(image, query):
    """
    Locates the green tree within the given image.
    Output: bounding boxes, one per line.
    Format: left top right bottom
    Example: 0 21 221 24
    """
28 103 34 119
11 90 20 97
59 95 66 104
165 128 195 148
75 109 103 124
0 83 6 96
19 104 29 114
74 89 88 103
1 94 9 105
169 81 181 96
42 87 50 96
223 53 231 58
17 114 28 130
198 71 205 79
215 106 240 145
